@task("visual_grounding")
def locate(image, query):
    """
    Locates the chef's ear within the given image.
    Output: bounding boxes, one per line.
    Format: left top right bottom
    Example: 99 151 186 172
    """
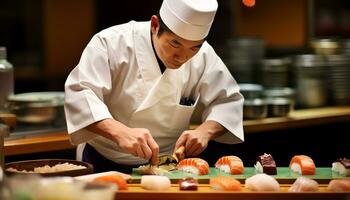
150 15 160 34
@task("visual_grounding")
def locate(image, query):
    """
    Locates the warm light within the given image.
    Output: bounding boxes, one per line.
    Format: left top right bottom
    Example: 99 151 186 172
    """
243 0 255 7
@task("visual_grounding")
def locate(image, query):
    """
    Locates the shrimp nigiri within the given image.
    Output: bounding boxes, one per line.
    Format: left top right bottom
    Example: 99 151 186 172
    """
177 158 209 175
215 156 244 174
289 155 316 175
210 176 242 191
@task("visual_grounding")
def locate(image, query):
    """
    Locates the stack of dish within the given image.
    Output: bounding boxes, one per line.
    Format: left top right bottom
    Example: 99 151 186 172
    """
326 55 350 105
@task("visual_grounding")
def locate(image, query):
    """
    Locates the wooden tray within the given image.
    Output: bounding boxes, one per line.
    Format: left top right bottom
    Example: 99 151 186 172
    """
5 159 93 177
116 184 350 200
131 167 349 184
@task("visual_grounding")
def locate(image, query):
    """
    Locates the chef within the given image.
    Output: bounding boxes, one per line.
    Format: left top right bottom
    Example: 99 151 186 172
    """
64 0 244 174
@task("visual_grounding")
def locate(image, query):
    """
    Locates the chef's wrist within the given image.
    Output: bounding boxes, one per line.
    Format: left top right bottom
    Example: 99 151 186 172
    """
196 120 225 140
86 118 129 140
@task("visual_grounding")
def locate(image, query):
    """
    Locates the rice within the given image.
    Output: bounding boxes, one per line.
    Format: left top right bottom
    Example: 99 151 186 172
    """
6 162 86 173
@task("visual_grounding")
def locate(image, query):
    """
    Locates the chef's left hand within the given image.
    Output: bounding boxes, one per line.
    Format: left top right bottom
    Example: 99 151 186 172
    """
174 120 226 157
175 129 210 157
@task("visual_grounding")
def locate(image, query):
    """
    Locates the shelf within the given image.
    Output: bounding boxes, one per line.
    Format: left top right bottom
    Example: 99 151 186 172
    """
4 106 350 156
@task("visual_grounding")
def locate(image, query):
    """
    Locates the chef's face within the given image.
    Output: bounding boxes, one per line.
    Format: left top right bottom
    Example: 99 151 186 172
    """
151 15 204 69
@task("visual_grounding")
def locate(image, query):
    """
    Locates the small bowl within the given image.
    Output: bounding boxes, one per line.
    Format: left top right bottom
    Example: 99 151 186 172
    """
243 99 268 120
266 98 294 117
5 159 93 177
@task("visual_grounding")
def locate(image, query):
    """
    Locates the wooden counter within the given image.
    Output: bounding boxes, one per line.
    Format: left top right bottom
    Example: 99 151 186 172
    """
4 106 350 156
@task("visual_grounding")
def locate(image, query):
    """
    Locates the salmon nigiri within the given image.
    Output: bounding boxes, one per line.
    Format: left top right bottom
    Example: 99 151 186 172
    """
177 158 209 175
210 176 242 191
215 156 244 174
289 155 316 175
93 174 128 190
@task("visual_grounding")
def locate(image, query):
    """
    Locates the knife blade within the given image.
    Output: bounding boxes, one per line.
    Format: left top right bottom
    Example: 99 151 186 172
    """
157 146 185 171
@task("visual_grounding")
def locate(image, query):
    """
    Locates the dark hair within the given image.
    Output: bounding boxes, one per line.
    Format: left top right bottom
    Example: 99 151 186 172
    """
156 14 172 37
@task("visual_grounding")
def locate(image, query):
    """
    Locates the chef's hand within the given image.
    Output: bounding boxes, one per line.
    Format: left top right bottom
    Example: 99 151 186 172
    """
174 129 210 157
86 119 159 165
117 128 159 165
174 120 226 157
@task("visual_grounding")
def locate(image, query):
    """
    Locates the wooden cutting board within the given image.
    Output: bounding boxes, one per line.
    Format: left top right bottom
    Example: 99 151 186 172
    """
131 167 349 184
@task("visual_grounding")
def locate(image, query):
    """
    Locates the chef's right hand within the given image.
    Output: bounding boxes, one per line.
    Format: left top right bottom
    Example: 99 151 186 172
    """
116 127 159 165
86 119 159 165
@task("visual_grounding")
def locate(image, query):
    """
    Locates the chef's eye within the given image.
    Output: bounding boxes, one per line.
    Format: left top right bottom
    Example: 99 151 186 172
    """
169 40 181 48
190 47 200 52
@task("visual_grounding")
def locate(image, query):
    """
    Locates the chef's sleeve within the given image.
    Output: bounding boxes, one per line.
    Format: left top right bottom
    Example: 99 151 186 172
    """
197 48 244 144
64 35 114 145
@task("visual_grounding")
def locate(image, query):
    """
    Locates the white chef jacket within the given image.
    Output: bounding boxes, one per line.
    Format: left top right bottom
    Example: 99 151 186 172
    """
64 20 244 165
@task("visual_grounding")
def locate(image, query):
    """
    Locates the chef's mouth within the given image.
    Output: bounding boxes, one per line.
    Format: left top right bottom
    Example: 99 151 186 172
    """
168 60 183 68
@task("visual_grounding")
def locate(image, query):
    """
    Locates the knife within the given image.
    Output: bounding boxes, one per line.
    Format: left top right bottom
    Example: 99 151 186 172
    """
157 146 185 171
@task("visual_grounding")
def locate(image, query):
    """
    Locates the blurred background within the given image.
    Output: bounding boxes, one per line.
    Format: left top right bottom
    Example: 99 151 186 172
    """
0 0 349 110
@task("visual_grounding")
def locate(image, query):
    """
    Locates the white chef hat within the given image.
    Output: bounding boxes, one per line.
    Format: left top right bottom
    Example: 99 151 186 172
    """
159 0 218 41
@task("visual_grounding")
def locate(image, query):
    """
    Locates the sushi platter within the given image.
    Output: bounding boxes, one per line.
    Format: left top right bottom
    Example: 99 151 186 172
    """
115 184 350 200
131 167 348 184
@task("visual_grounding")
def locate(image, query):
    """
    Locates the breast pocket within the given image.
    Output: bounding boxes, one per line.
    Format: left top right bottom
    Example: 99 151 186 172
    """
169 94 200 130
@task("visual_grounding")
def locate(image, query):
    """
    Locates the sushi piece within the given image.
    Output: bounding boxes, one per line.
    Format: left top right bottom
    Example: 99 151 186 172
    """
141 175 171 191
178 177 198 191
254 153 277 175
332 158 350 176
93 174 128 190
245 173 280 191
215 156 244 175
288 177 319 192
210 176 242 191
289 155 316 175
327 179 350 192
177 158 209 175
138 164 170 176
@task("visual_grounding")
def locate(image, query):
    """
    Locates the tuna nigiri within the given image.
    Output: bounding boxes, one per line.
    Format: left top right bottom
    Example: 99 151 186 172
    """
288 176 319 192
93 174 128 190
245 173 280 191
289 155 316 175
210 176 242 191
255 153 277 175
215 156 244 175
177 158 209 175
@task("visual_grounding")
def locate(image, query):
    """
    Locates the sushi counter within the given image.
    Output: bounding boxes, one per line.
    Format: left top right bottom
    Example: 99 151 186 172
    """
3 164 350 200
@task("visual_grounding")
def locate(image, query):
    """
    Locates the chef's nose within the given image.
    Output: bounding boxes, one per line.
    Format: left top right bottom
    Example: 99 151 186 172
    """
174 52 189 63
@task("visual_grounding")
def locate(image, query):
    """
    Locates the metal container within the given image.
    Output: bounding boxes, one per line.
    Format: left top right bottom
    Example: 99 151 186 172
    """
293 55 328 108
239 84 264 99
243 99 268 120
310 38 339 55
260 58 291 88
266 98 293 117
7 92 64 124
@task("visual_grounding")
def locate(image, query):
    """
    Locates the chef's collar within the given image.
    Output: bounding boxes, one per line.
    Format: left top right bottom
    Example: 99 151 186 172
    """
150 31 166 74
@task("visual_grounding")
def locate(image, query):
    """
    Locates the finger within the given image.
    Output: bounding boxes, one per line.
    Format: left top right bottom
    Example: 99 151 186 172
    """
191 145 205 157
174 145 185 161
141 143 153 160
184 137 196 154
147 136 159 165
186 142 200 157
134 144 145 159
174 133 187 151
